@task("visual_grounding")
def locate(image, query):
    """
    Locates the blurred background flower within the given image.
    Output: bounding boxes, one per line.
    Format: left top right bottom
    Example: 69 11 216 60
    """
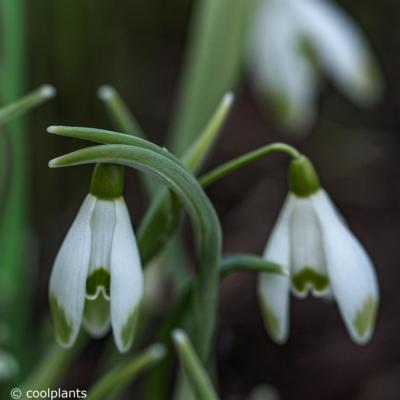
248 0 383 133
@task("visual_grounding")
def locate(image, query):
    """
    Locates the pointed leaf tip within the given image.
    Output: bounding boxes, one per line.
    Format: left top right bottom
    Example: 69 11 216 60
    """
223 92 234 107
172 329 187 345
47 126 58 134
149 343 167 360
97 85 115 100
41 84 56 98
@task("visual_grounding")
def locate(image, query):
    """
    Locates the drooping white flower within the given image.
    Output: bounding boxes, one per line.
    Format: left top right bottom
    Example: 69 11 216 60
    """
248 0 383 131
258 156 379 344
49 164 143 352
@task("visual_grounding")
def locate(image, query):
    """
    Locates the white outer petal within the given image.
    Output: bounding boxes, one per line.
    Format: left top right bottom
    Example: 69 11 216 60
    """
289 197 328 297
312 190 379 344
290 0 381 104
49 194 96 347
249 0 317 131
86 199 115 301
89 199 115 273
258 195 294 344
110 198 143 352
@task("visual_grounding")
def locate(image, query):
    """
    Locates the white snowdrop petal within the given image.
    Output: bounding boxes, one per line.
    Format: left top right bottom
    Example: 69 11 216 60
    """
312 190 379 344
249 0 317 131
88 199 115 273
110 199 143 353
258 195 293 343
258 274 291 344
49 194 96 347
290 0 381 104
289 197 329 298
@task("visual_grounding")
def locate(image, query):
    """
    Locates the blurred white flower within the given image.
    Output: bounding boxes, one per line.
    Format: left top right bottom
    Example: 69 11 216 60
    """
249 0 383 131
258 157 379 344
49 165 143 353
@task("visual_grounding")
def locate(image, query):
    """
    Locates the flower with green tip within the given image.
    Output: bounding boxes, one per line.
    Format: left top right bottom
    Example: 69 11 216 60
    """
248 0 382 132
49 164 143 353
258 156 379 345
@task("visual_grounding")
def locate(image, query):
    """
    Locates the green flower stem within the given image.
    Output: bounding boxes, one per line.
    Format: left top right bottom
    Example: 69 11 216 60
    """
169 0 253 155
86 344 166 400
172 330 218 400
0 85 56 128
49 142 221 363
199 143 301 188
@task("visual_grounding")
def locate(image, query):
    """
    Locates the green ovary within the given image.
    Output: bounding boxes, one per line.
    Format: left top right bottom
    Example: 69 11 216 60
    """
50 293 73 344
353 295 377 338
291 268 329 294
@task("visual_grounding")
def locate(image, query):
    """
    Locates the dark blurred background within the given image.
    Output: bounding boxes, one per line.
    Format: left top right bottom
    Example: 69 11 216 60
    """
22 0 400 399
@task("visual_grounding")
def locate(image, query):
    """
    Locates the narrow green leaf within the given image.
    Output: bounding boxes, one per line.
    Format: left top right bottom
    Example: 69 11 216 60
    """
97 85 159 197
97 85 143 136
172 329 218 400
219 254 287 277
47 126 180 165
169 0 254 155
86 344 166 400
182 92 234 173
0 85 56 128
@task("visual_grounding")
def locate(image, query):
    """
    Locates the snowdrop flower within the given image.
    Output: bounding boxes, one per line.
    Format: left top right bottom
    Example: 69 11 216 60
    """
249 0 382 131
258 156 378 344
49 164 143 352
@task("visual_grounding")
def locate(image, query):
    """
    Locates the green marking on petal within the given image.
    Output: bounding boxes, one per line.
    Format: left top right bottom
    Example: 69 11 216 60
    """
86 268 111 298
268 89 292 123
291 268 329 294
83 294 110 337
120 304 141 351
259 298 281 342
49 292 73 345
353 295 377 339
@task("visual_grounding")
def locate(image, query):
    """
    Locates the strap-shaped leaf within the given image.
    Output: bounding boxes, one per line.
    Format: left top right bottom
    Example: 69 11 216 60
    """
87 343 166 400
0 85 55 128
172 330 218 400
